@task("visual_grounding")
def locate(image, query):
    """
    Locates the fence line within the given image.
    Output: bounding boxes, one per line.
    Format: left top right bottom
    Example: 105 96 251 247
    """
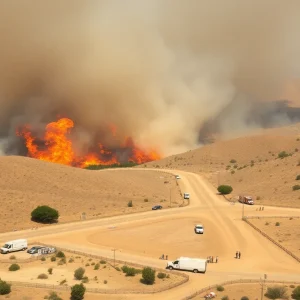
181 278 300 300
243 218 300 263
245 215 300 219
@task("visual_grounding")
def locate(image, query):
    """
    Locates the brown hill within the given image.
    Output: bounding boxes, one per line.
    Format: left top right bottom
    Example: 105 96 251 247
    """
141 123 300 207
0 156 181 233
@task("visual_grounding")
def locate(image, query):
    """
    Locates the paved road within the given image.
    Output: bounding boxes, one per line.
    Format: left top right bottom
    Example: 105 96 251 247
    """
1 169 300 300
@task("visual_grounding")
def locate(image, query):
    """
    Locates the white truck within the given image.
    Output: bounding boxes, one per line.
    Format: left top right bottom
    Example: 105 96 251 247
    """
1 239 28 254
183 193 190 200
167 256 207 273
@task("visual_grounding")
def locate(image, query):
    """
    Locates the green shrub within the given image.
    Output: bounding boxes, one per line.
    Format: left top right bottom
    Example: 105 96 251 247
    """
127 200 133 207
216 285 225 291
48 267 53 275
59 279 67 285
56 251 65 258
9 263 20 271
70 283 86 300
51 256 56 262
0 279 11 295
157 272 167 279
221 296 229 300
74 268 85 280
293 185 300 191
94 263 100 270
47 291 62 300
100 260 106 264
296 175 300 180
275 222 280 226
217 185 233 195
57 258 66 265
103 280 108 284
125 267 137 276
291 285 300 300
241 297 249 300
144 198 148 202
230 159 237 163
141 267 155 285
278 151 289 159
37 273 48 279
264 286 288 299
69 258 74 263
115 266 121 271
31 205 59 223
41 256 46 261
81 276 89 283
9 255 16 260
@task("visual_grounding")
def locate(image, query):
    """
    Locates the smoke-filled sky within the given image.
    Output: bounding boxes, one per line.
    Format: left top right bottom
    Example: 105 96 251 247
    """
0 0 300 156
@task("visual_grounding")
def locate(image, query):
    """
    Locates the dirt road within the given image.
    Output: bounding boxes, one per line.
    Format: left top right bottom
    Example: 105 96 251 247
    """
1 169 300 300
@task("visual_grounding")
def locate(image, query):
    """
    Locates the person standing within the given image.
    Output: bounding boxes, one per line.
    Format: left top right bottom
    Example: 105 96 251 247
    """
166 255 168 260
239 251 241 259
235 251 238 258
216 256 218 263
211 256 214 263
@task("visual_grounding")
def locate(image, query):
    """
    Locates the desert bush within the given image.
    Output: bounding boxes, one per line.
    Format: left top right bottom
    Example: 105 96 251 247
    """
31 205 59 223
81 276 89 283
230 159 237 163
47 291 62 300
9 263 20 271
278 151 289 159
275 222 280 226
217 185 233 195
144 198 148 202
293 185 300 191
141 267 155 285
74 267 85 280
221 296 229 300
48 267 53 275
157 272 167 279
264 286 288 299
115 266 121 271
94 263 100 270
9 255 16 260
41 256 46 261
240 297 249 300
296 175 300 180
216 285 225 291
56 251 65 258
104 280 108 284
231 170 235 174
70 283 86 300
0 279 11 295
51 256 56 262
91 262 95 265
38 273 48 279
85 263 90 267
127 200 133 207
100 260 106 264
57 258 66 265
59 279 67 285
265 222 269 225
291 285 300 300
69 258 74 263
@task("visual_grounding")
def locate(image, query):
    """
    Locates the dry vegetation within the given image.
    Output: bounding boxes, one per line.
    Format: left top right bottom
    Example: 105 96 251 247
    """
0 156 181 233
248 217 300 259
141 123 300 208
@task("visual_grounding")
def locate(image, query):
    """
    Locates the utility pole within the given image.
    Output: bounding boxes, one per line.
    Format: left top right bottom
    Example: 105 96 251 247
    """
242 202 245 219
112 249 116 268
260 274 267 300
169 187 171 207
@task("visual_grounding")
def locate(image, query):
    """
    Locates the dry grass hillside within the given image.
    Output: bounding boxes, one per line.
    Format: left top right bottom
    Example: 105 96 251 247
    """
0 156 181 233
141 123 300 207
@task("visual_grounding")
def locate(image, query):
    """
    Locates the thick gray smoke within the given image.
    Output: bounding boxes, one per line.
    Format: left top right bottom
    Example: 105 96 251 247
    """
0 0 300 157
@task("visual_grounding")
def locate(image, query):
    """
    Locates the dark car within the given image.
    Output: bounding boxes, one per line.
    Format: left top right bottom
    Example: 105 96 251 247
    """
152 205 162 210
27 246 44 254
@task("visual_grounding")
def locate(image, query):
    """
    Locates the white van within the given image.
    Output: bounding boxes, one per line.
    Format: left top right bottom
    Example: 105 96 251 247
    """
194 224 204 234
1 239 28 254
167 257 206 273
183 193 190 199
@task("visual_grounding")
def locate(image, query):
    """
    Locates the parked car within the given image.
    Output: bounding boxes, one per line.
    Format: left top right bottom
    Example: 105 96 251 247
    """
175 175 181 179
152 205 162 210
183 193 190 199
194 224 204 234
27 246 44 254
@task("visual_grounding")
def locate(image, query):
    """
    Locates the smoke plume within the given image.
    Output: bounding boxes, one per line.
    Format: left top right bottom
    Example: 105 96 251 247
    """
1 0 300 156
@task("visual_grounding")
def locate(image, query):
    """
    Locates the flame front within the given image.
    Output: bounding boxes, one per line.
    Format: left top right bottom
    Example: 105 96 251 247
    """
16 117 161 167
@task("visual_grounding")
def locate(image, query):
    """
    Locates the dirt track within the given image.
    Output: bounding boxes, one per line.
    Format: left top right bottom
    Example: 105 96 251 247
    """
0 168 300 300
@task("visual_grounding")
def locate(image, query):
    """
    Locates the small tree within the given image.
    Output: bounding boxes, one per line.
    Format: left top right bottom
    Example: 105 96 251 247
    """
141 267 155 285
70 283 86 300
48 291 63 300
74 267 85 280
265 286 288 299
217 185 233 195
0 279 11 295
292 286 300 300
127 200 133 207
56 251 65 258
31 205 59 223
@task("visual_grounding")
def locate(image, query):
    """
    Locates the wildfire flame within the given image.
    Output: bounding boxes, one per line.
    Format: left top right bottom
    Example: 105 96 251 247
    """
16 117 161 167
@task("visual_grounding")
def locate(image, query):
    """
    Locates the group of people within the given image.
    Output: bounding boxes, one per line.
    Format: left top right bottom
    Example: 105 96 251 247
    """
235 251 242 259
207 256 218 263
159 254 168 260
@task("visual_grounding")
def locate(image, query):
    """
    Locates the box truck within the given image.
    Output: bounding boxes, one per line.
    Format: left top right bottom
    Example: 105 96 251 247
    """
167 256 207 273
239 195 254 205
1 239 28 254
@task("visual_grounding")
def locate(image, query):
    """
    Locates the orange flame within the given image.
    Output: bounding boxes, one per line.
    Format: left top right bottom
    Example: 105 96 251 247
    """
16 117 161 167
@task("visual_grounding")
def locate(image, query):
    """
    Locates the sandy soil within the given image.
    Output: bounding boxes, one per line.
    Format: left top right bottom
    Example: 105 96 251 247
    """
141 123 300 208
248 217 300 259
0 156 182 233
194 282 300 299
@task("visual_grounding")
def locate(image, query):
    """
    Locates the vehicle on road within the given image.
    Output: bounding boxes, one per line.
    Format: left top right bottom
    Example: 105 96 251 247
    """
175 175 181 179
1 239 28 254
167 256 206 273
27 246 45 254
239 195 254 205
194 224 204 234
152 205 162 210
183 193 190 199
